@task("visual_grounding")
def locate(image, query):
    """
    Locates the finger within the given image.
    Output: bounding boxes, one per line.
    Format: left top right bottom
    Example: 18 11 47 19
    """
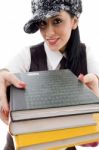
78 73 99 97
5 73 26 88
83 74 99 97
83 74 98 84
0 79 9 112
0 110 9 125
83 74 99 90
78 73 98 89
78 74 84 82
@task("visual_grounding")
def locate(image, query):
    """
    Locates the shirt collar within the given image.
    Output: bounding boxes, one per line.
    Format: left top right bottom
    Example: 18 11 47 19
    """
44 42 63 70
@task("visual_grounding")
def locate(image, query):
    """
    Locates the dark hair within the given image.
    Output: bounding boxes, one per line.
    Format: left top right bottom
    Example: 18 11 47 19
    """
66 26 87 76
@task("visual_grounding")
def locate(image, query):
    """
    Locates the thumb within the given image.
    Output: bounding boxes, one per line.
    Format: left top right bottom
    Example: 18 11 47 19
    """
78 73 84 82
5 73 26 88
82 74 98 84
78 73 99 97
78 73 98 85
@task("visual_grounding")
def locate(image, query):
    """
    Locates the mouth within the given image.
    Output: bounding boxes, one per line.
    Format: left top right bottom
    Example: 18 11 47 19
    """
47 38 60 46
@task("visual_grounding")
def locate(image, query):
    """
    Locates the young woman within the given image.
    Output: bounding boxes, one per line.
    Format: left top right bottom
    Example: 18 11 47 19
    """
0 0 99 149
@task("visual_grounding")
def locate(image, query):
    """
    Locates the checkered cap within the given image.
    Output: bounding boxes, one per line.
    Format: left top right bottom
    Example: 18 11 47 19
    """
24 0 82 34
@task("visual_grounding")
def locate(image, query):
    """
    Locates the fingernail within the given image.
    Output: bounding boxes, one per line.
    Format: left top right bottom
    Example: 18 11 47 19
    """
19 82 26 88
79 73 84 76
79 74 84 79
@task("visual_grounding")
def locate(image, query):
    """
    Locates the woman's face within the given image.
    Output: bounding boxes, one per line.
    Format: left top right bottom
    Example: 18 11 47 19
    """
39 11 78 52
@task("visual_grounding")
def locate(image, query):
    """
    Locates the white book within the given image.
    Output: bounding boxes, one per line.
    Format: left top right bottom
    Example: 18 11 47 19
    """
9 113 96 135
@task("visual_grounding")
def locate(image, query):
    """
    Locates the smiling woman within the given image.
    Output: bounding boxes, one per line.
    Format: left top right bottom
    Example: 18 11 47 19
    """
39 11 78 53
0 0 99 150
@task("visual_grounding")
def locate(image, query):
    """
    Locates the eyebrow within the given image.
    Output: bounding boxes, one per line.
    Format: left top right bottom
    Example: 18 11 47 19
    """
40 15 61 22
51 15 61 19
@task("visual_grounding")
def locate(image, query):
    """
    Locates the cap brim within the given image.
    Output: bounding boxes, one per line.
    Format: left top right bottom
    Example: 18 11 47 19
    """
23 11 59 34
24 19 40 34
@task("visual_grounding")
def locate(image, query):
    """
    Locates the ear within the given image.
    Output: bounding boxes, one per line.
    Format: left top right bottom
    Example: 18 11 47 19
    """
72 16 79 30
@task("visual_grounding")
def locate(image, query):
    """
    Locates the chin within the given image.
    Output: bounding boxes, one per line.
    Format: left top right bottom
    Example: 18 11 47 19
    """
48 42 65 52
48 44 61 51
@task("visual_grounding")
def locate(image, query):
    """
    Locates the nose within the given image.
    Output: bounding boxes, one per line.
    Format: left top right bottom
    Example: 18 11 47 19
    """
46 24 55 37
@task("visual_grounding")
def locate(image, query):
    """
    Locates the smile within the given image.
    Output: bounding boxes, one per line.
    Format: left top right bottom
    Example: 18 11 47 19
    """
47 38 60 46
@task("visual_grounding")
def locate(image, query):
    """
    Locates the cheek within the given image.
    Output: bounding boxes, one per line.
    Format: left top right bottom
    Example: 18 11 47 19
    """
59 27 72 43
40 30 46 39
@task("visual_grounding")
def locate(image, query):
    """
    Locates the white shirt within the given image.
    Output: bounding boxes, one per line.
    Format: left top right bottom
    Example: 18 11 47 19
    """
6 42 99 75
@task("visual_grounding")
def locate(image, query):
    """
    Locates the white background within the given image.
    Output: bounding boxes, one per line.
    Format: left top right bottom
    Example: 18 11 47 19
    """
0 0 99 149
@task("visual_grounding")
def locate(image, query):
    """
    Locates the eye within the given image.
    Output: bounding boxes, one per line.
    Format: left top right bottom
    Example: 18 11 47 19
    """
53 18 63 25
39 20 47 29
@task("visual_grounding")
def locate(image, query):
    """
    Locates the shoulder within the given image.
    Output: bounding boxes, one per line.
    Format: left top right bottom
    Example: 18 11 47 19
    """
30 42 44 52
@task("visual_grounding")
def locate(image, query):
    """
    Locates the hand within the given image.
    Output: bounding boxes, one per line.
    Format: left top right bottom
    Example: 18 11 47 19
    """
78 73 99 147
78 73 99 97
0 70 26 124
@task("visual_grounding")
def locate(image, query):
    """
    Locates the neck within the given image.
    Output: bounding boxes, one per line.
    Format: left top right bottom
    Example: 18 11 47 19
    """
59 45 66 53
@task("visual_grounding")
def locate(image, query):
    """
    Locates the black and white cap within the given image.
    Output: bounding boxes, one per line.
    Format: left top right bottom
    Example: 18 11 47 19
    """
24 0 82 34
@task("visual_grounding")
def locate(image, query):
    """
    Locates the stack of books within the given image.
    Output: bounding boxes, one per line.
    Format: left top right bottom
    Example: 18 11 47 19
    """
9 69 99 150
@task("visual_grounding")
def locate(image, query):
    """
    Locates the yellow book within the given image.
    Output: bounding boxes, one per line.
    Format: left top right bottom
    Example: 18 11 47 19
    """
14 124 99 148
16 133 99 150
